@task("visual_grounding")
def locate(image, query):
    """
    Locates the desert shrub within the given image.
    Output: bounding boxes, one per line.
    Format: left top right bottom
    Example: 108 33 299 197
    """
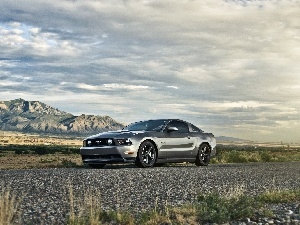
224 151 249 163
257 189 300 203
197 192 265 224
61 147 80 155
14 149 30 155
210 158 218 164
32 146 50 155
259 151 273 162
14 149 23 155
197 193 231 223
61 159 78 168
40 158 54 163
247 154 260 162
1 144 79 155
24 150 30 154
30 145 79 155
275 155 288 162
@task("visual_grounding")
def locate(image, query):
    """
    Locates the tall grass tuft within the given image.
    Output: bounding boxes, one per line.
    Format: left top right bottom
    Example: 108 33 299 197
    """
258 189 300 203
68 183 136 225
0 188 20 225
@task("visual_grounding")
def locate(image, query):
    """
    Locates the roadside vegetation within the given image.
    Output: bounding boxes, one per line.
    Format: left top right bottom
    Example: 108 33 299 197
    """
0 144 300 169
63 179 300 225
0 145 82 169
2 183 299 225
1 140 299 224
211 145 300 164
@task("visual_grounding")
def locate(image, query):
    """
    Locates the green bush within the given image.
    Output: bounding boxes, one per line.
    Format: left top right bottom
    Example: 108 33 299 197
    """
15 149 23 155
258 189 300 203
259 151 273 162
14 148 30 155
32 146 50 155
197 193 231 223
225 151 249 163
197 192 266 223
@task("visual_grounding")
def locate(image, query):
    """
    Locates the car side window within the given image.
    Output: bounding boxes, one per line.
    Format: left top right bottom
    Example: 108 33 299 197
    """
167 121 189 133
191 124 201 132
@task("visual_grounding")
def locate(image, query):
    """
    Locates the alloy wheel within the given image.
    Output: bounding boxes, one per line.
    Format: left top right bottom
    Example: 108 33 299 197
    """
136 141 157 167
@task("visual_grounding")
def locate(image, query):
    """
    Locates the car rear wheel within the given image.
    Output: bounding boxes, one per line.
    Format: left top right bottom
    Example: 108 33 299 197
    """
88 164 106 169
135 141 157 168
195 143 211 166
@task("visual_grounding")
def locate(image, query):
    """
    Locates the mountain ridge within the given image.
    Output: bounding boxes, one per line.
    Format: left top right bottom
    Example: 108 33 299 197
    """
216 136 247 142
0 98 124 136
0 99 245 141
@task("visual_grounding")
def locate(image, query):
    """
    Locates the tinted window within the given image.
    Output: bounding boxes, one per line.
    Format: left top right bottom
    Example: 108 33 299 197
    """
191 124 202 132
124 119 167 131
167 121 189 133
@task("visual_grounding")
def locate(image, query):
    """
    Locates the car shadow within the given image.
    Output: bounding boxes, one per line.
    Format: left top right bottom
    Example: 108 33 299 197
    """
81 163 202 170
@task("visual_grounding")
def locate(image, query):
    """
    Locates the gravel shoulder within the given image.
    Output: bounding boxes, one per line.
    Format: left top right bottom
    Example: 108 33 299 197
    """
1 162 300 224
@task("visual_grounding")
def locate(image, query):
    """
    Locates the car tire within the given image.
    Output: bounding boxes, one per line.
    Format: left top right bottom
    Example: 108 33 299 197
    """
195 143 211 166
88 164 106 169
135 140 157 168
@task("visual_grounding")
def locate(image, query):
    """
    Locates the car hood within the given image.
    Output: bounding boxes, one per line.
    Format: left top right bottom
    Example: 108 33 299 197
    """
85 130 146 139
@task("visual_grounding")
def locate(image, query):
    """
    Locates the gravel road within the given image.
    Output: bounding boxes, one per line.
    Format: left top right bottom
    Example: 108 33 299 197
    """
1 162 300 224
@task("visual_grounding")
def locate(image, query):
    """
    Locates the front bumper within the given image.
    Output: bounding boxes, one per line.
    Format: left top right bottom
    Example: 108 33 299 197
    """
80 145 137 164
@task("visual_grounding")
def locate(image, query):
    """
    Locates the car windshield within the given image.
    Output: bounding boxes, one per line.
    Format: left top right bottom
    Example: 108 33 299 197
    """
123 119 168 131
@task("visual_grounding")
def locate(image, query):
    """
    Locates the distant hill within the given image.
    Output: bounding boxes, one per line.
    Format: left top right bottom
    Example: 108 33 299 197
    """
0 98 124 136
216 136 246 142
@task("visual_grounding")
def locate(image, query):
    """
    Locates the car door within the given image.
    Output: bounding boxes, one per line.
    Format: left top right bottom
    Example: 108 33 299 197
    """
159 120 196 159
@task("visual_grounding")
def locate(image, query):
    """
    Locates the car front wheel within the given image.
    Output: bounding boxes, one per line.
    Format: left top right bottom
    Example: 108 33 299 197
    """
135 141 157 168
195 143 211 166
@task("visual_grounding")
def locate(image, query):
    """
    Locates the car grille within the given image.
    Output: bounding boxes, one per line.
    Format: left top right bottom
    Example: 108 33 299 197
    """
82 154 122 160
83 138 115 147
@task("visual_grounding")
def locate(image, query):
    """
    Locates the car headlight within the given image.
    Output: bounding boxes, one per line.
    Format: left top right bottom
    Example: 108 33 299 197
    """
83 140 92 147
107 139 113 145
116 138 132 146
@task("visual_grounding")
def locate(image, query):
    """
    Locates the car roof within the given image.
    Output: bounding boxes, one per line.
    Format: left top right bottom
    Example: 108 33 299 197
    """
134 119 191 124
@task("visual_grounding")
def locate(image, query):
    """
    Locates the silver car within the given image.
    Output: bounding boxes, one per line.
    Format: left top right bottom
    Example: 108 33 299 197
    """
80 119 216 168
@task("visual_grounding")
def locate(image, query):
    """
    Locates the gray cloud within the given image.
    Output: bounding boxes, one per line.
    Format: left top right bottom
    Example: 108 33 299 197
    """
0 0 300 142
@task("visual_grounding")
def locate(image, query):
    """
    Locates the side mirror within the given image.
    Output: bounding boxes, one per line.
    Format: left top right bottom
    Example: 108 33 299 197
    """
167 126 178 132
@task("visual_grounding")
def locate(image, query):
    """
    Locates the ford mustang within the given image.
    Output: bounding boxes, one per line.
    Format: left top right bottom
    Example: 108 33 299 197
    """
80 119 216 168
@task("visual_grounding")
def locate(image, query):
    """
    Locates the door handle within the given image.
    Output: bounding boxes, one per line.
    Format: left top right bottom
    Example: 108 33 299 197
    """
187 136 190 139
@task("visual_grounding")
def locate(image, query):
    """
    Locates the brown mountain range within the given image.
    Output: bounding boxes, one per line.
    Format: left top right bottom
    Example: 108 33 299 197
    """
0 98 124 136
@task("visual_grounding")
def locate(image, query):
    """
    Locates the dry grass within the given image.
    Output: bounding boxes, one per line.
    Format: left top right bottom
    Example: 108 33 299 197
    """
0 131 83 169
68 183 104 225
0 154 82 169
68 184 136 225
0 131 82 146
65 184 300 225
0 182 299 225
0 188 20 225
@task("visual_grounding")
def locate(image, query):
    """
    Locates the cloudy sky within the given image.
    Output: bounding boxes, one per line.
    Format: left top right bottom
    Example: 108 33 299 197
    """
1 0 299 143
